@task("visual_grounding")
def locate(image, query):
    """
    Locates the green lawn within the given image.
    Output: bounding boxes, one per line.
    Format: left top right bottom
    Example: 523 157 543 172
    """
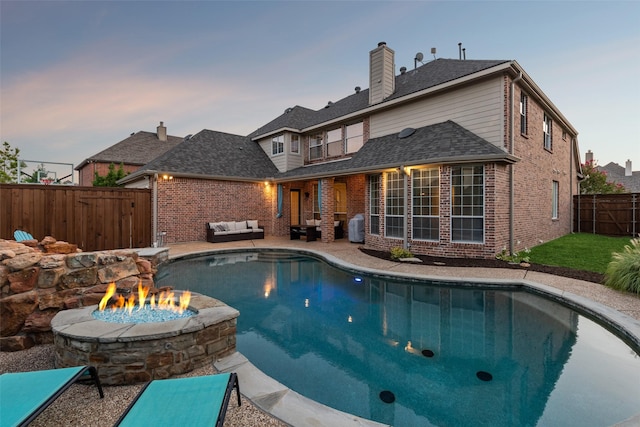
528 233 634 273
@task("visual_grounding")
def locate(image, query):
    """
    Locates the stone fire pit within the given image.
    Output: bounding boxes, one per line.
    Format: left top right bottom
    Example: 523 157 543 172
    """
51 293 238 385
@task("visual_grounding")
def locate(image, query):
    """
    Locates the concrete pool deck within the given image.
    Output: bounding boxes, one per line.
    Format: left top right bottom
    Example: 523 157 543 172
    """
164 237 640 427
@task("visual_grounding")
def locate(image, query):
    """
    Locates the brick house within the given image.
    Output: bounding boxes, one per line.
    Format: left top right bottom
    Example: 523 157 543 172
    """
75 122 183 186
120 42 582 258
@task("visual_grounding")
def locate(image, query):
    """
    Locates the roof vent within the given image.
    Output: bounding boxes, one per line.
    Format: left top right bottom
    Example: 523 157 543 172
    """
284 107 293 114
324 101 333 108
184 134 192 142
400 66 407 74
355 86 361 93
398 128 416 139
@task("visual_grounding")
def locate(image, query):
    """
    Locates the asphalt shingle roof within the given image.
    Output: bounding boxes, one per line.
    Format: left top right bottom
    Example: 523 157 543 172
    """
599 162 640 193
276 121 514 180
249 58 509 138
76 131 183 170
141 130 279 180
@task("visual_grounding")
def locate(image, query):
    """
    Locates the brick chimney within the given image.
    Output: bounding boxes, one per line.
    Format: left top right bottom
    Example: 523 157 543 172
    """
625 159 632 176
157 121 167 141
585 150 593 164
369 42 395 105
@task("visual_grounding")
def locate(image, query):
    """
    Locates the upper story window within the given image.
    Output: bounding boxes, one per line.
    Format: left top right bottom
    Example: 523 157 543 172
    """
520 93 528 135
543 114 553 151
272 134 284 155
326 128 342 157
309 134 323 160
291 134 300 154
345 122 364 153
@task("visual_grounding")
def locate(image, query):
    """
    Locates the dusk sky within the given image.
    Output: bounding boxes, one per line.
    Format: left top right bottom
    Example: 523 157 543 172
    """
1 1 639 181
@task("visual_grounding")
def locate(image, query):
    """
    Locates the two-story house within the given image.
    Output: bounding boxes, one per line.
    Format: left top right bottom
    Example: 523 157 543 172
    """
120 42 582 259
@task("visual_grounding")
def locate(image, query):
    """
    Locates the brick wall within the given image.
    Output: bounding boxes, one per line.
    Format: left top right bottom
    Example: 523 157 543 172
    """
77 162 141 186
157 177 275 243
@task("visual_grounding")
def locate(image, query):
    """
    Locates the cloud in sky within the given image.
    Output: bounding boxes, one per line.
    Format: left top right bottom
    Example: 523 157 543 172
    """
1 1 638 175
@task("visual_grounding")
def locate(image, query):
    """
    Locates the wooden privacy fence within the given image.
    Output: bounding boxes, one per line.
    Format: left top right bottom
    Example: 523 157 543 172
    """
574 193 639 237
0 184 152 251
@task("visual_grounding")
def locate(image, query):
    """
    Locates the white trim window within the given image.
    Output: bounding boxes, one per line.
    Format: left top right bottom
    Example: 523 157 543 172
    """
520 93 528 135
309 134 323 160
326 128 342 157
291 134 300 154
451 165 484 243
385 171 404 238
369 174 380 235
543 114 553 151
272 134 284 155
412 168 439 241
345 122 364 153
552 180 559 219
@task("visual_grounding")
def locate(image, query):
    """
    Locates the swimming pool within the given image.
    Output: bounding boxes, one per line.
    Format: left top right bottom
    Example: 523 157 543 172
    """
157 250 640 427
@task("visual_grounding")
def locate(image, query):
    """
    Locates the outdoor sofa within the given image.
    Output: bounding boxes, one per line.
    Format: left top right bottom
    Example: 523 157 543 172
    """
206 220 264 243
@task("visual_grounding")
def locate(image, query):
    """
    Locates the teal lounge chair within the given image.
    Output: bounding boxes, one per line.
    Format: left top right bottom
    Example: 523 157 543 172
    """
115 373 240 427
0 366 104 427
13 230 34 242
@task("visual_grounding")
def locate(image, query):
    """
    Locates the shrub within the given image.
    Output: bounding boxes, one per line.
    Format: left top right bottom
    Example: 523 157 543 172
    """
496 248 531 264
604 238 640 294
390 247 414 260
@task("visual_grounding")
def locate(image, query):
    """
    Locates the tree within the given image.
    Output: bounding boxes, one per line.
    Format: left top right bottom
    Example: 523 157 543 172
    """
580 161 626 194
0 141 21 183
93 163 128 187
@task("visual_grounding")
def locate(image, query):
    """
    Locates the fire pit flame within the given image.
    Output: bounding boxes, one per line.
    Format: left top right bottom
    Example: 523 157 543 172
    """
98 282 192 315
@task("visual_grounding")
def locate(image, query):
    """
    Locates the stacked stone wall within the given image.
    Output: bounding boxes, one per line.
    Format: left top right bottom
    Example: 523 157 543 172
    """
0 238 164 351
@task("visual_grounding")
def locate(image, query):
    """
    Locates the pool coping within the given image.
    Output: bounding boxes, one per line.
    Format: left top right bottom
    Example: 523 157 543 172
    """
166 245 640 427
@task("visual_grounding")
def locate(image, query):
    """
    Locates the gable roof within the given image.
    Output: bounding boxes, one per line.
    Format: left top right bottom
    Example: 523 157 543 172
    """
599 162 640 193
249 58 510 139
125 129 279 181
275 121 517 180
75 131 183 170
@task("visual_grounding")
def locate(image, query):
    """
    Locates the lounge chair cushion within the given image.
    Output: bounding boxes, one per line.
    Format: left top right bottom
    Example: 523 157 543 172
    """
247 220 259 229
115 373 239 427
0 366 103 427
235 221 247 230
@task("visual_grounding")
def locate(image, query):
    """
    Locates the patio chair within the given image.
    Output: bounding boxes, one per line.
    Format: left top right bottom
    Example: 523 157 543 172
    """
0 366 104 427
13 229 34 242
115 372 240 427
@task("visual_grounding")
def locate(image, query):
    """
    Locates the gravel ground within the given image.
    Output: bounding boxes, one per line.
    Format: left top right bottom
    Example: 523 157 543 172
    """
0 344 288 427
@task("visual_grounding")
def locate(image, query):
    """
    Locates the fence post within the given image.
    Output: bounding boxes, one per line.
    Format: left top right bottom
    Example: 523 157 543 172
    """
592 195 596 234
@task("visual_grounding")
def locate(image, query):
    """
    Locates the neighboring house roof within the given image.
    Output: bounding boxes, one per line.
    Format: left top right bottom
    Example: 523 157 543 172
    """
128 129 279 181
275 121 518 180
249 59 510 139
599 162 640 193
75 131 183 170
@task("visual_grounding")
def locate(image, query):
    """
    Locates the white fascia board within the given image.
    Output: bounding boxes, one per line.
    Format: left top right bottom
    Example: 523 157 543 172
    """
250 127 301 142
301 62 516 133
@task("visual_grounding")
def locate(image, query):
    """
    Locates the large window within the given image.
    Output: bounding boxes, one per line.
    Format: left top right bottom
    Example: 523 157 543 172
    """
543 114 553 151
291 134 300 154
412 168 439 240
451 165 484 242
309 134 323 160
345 122 364 153
552 181 559 219
272 134 284 155
326 128 342 157
385 171 404 238
369 174 380 235
520 93 528 135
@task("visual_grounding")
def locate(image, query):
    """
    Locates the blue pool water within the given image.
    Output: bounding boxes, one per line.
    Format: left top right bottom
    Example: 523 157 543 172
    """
156 251 640 427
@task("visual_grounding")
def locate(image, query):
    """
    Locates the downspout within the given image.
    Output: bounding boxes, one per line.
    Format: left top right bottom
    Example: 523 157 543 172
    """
570 138 575 235
152 173 158 247
509 71 523 255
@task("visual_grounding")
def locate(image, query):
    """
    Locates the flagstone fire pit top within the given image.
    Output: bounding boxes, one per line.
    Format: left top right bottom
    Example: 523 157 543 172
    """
51 293 239 385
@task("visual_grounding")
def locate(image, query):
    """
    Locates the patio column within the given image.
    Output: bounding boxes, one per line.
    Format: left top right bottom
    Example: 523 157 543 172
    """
320 177 335 242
